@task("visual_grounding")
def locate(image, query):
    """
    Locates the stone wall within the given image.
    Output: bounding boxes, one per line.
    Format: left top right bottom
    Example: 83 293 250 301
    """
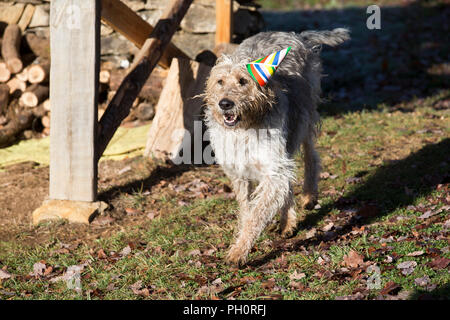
0 0 264 67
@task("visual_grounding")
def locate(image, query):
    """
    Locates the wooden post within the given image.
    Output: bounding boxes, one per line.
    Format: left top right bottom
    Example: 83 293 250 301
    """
49 0 100 202
215 0 233 46
32 0 105 225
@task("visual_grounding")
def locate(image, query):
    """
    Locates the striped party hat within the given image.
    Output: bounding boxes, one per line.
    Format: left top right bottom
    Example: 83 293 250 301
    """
246 47 291 86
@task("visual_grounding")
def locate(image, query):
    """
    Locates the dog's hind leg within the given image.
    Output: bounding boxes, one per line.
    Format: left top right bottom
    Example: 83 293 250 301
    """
227 176 291 265
301 133 320 210
279 185 297 237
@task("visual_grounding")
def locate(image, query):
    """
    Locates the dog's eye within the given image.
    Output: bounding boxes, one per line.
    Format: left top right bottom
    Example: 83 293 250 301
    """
218 79 223 85
239 78 247 86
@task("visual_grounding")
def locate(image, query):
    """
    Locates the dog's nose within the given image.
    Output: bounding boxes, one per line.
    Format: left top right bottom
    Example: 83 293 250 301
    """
219 98 235 110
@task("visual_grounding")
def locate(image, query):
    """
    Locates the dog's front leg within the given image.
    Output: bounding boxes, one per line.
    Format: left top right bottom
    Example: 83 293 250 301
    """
230 177 252 231
227 176 290 265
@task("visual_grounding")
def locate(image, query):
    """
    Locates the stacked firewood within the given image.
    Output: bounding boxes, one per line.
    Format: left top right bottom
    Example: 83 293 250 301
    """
99 61 165 127
0 24 50 147
0 22 163 148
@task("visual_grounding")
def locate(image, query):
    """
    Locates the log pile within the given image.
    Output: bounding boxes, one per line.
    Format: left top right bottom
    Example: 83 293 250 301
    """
0 23 50 147
0 21 164 148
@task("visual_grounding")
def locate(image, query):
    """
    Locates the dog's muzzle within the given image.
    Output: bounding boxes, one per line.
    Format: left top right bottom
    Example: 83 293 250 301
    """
219 98 240 127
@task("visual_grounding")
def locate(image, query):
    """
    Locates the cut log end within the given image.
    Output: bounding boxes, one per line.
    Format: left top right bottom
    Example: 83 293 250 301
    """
42 99 51 111
6 77 26 94
99 70 111 84
20 84 49 107
28 63 50 84
20 92 39 107
41 115 50 128
6 58 23 75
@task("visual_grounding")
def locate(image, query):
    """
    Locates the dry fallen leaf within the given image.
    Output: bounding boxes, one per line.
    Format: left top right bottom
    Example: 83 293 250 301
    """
342 250 364 268
30 262 46 277
380 281 401 296
196 278 224 296
130 280 149 297
289 281 306 290
262 278 276 290
119 245 132 257
0 269 12 280
414 275 431 287
49 264 86 285
188 249 201 256
97 249 107 259
427 257 450 270
305 228 316 239
320 172 331 179
322 222 334 232
406 250 424 257
289 270 306 281
147 211 157 219
91 216 115 226
397 261 417 275
125 207 142 216
43 266 53 276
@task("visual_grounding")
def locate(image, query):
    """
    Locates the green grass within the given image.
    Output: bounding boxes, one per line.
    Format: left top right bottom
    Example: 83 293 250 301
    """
1 88 448 300
1 0 449 300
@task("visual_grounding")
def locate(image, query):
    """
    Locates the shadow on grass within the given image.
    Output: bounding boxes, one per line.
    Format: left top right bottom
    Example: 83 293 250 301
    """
98 163 194 203
261 0 449 115
249 138 450 267
409 283 450 300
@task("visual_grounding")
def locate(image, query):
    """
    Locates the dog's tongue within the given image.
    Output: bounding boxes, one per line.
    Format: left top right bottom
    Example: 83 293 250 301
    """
225 114 235 121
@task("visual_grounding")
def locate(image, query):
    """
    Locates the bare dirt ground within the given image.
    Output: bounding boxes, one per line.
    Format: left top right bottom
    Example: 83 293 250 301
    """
0 157 232 245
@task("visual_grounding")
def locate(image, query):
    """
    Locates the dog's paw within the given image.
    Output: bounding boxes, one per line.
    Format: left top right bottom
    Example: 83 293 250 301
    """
280 226 296 238
226 246 248 266
301 194 318 210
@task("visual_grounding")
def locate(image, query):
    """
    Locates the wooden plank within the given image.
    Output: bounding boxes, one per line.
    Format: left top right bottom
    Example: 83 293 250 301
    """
0 3 25 25
49 0 100 202
18 4 36 32
215 0 233 45
97 0 194 160
100 0 189 69
144 58 211 161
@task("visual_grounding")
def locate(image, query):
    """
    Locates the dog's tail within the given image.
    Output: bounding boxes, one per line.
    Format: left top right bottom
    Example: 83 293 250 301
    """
298 28 350 48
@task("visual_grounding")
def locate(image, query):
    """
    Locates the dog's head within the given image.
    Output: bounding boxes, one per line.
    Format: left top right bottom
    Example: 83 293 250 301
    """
204 55 276 129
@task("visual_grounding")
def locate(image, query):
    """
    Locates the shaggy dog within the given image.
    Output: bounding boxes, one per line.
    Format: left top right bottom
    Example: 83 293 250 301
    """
203 29 350 265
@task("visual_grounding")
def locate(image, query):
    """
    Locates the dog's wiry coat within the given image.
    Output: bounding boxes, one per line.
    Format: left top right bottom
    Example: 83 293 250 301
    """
204 29 350 265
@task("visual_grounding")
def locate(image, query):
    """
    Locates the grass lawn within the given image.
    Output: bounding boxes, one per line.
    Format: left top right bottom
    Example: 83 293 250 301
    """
0 0 449 300
1 89 448 300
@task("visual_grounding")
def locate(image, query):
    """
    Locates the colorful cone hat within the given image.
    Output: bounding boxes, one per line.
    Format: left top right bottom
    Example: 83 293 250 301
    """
246 47 291 86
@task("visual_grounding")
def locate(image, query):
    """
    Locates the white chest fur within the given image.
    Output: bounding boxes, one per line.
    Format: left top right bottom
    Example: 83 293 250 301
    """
208 125 291 182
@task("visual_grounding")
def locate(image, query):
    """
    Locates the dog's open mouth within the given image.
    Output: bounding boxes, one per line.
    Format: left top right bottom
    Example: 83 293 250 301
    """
223 112 240 127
